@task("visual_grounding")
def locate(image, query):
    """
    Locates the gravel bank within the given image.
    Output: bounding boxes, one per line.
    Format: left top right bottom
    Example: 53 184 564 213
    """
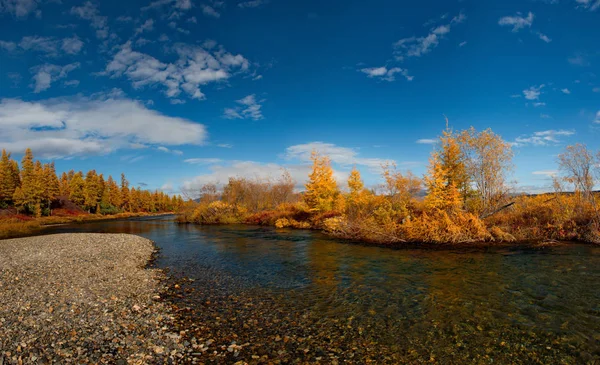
0 233 184 364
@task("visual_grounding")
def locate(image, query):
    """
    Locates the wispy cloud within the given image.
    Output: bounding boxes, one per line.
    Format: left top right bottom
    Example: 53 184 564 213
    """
532 170 558 177
498 12 534 32
135 19 154 35
157 146 183 155
595 110 600 124
70 2 109 39
285 142 394 171
416 139 437 144
568 52 590 66
202 5 220 18
238 0 268 8
30 63 80 93
523 84 545 100
0 0 40 18
394 13 466 61
561 88 571 94
512 130 575 147
184 158 223 165
360 66 413 82
223 94 264 120
536 31 551 43
575 0 600 11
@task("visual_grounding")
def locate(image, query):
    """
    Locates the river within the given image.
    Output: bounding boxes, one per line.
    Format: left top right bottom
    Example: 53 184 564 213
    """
40 215 600 364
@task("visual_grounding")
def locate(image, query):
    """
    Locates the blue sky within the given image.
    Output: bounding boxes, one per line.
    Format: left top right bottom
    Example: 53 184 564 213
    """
0 0 599 195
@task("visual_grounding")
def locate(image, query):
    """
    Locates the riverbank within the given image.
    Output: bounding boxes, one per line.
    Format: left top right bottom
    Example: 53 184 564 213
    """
0 212 174 240
0 233 185 364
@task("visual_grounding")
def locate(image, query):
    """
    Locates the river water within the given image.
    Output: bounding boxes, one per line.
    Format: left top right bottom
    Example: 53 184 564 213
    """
41 215 600 364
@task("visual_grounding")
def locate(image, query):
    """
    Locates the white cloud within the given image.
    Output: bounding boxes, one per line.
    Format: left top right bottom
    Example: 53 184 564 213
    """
285 142 393 171
223 94 264 120
513 130 575 146
568 53 589 66
157 146 183 155
394 13 465 61
135 19 155 35
142 0 193 16
561 88 571 94
533 102 546 107
217 143 232 148
595 110 600 123
523 84 545 100
0 40 16 51
537 32 551 43
592 87 600 93
238 0 268 8
575 0 600 11
64 79 80 87
0 0 39 18
459 41 467 47
30 63 80 93
498 12 534 32
532 170 558 177
1 36 84 56
19 36 58 54
202 5 220 17
0 94 207 158
416 138 437 144
184 158 222 164
360 66 413 82
61 36 84 55
105 41 250 101
70 2 109 39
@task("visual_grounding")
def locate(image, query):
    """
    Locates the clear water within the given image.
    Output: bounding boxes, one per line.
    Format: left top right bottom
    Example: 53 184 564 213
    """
41 215 600 363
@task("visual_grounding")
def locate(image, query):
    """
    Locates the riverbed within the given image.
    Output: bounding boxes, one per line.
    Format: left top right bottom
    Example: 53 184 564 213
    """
39 215 600 364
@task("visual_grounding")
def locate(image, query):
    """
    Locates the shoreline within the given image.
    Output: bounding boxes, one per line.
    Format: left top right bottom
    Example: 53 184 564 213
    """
175 221 588 250
0 233 185 364
0 212 175 240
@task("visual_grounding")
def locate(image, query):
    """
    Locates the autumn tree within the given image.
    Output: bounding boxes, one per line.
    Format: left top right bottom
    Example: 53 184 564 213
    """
558 144 598 222
304 151 342 212
120 173 131 212
31 161 46 217
271 169 296 206
458 127 513 215
559 144 596 201
43 163 60 210
59 171 70 197
105 175 122 209
381 162 421 210
438 129 470 201
424 138 463 213
13 149 45 216
0 150 19 205
69 172 86 206
346 167 371 218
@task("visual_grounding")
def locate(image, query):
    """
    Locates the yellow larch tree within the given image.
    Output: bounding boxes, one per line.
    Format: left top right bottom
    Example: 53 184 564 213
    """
0 149 19 205
304 151 341 212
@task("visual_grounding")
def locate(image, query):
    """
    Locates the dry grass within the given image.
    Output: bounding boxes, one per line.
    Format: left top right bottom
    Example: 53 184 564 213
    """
0 212 172 240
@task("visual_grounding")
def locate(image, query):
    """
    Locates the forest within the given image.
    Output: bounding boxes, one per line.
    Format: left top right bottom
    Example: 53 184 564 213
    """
0 148 184 237
178 126 600 245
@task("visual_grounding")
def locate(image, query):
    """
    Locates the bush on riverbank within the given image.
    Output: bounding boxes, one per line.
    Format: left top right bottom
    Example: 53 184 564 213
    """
178 126 600 245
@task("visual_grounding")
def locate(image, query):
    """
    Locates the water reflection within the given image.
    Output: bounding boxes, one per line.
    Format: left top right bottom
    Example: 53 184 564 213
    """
40 216 600 363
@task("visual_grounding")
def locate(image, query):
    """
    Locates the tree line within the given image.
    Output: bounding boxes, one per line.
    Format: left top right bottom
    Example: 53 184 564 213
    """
0 148 183 217
180 126 600 244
